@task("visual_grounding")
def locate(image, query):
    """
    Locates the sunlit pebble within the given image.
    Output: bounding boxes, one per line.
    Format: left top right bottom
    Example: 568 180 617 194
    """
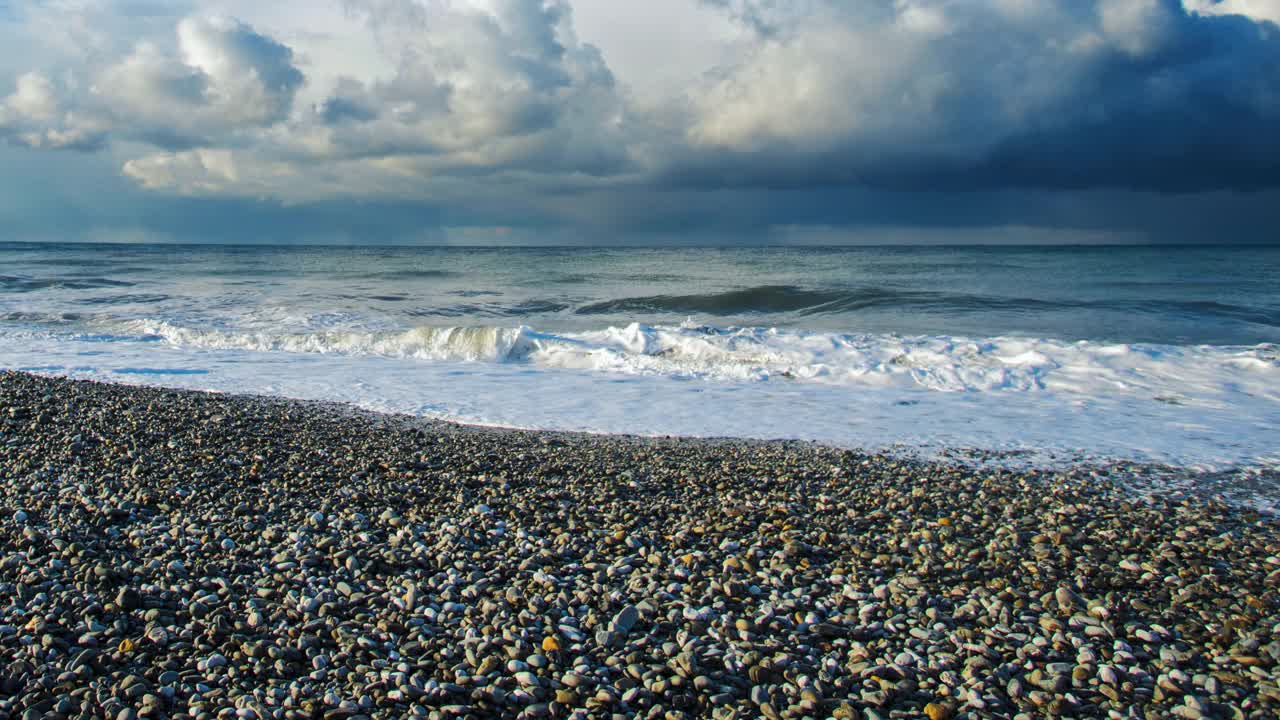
0 370 1277 720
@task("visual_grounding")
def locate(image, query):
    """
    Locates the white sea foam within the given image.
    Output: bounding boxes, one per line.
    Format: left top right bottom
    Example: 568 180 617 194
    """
2 319 1277 478
112 318 1280 401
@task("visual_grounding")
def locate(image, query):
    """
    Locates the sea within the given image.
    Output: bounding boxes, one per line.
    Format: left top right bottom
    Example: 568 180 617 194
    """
2 242 1277 476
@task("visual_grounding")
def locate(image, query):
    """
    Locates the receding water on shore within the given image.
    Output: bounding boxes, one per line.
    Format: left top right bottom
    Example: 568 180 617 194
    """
2 242 1278 470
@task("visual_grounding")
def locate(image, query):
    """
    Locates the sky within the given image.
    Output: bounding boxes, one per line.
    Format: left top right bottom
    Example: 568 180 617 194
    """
1 0 1279 245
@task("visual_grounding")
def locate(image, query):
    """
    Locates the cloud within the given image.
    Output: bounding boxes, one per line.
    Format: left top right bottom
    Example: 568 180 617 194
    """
104 0 1280 199
319 0 631 172
1186 0 1280 24
109 0 635 200
3 0 1280 244
1 9 301 151
9 1 189 59
93 16 304 147
674 0 1280 192
0 72 106 150
697 0 794 36
6 72 58 120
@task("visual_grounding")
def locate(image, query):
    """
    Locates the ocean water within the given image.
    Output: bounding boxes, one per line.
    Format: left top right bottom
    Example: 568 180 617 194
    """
1 242 1278 473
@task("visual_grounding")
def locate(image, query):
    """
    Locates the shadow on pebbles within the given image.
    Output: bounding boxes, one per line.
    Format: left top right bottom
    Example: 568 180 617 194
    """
0 371 1277 720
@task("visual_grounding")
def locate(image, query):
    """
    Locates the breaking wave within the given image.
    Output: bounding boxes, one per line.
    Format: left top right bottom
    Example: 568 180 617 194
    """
105 318 1280 397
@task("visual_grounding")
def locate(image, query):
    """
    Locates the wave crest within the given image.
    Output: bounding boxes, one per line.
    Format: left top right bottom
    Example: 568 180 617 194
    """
121 320 541 363
98 319 1280 397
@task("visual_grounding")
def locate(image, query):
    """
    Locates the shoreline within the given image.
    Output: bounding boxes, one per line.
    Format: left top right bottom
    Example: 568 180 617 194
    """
1 371 1278 719
11 368 1280 514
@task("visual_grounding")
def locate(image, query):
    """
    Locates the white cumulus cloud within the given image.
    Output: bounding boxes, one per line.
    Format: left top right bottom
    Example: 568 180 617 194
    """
0 72 106 150
92 16 304 146
1185 0 1280 24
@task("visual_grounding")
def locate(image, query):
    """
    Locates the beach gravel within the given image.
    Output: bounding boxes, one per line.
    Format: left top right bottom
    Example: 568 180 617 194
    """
0 371 1277 719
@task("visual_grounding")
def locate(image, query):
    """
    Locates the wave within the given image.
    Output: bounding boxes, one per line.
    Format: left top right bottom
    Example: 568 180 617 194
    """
1163 300 1280 327
573 285 1280 326
361 269 460 280
23 258 155 271
74 293 172 306
0 275 136 292
0 311 87 324
98 318 1280 396
119 320 538 363
408 300 573 318
576 285 879 315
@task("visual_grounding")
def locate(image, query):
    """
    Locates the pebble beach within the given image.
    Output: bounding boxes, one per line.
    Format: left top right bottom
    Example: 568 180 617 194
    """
1 371 1277 720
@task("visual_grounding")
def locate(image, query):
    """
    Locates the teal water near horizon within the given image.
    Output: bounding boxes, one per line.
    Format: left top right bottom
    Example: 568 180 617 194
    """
2 241 1278 481
2 242 1278 344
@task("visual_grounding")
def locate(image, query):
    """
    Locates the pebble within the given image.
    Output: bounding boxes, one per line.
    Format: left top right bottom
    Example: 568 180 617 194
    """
0 371 1276 720
611 604 639 635
115 587 141 611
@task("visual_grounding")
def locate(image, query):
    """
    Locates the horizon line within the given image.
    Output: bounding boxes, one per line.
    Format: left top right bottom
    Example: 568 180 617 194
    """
3 240 1279 250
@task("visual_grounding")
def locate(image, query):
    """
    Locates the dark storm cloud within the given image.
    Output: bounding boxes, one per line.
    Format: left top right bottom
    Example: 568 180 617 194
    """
672 1 1280 194
962 12 1280 193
